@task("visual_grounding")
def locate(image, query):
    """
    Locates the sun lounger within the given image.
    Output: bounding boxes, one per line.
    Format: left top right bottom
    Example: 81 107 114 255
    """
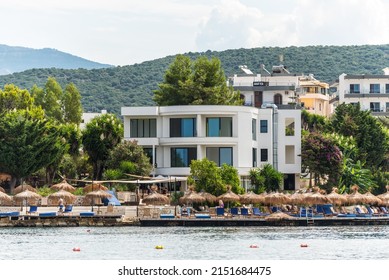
160 214 175 219
216 207 224 216
27 205 38 215
337 213 357 218
252 207 267 216
230 207 238 216
355 206 372 217
240 208 249 216
39 212 57 217
80 212 95 217
195 214 211 219
64 205 73 214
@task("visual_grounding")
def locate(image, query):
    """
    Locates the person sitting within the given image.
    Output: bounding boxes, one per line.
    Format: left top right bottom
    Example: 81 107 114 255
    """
58 198 64 212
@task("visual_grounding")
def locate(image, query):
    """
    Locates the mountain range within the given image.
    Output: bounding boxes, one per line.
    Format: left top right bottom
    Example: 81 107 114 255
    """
1 44 389 115
0 44 111 75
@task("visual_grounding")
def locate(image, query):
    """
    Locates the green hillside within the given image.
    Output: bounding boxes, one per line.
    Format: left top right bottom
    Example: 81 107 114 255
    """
1 44 389 115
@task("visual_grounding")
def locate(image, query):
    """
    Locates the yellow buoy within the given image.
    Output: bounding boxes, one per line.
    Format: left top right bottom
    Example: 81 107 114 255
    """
155 245 164 249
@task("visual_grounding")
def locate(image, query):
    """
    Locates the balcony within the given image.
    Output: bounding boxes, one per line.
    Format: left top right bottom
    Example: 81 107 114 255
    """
344 90 389 98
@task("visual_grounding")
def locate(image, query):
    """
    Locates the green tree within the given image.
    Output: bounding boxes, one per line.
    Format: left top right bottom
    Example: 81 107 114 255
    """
153 54 192 106
329 103 389 169
63 83 83 124
249 164 283 193
338 159 376 193
106 140 152 176
43 77 64 122
189 158 226 196
154 55 242 106
82 113 123 180
301 133 343 187
219 164 244 194
0 84 34 114
0 109 65 191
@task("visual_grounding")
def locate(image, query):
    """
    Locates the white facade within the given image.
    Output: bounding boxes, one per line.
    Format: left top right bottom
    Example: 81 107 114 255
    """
80 110 107 130
121 105 301 191
339 73 389 114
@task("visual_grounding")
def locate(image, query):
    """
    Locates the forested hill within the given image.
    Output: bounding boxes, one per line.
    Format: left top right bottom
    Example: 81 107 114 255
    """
1 44 389 115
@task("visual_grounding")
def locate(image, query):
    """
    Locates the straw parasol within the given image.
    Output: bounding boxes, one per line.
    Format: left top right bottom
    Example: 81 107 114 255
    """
48 190 76 205
83 183 108 193
0 186 5 193
51 179 76 193
264 192 291 206
14 190 42 213
265 212 296 221
326 187 348 206
142 192 170 205
217 187 240 204
239 191 264 204
198 191 217 203
13 184 37 195
179 190 206 205
303 187 330 206
347 185 368 205
363 191 382 206
377 186 389 206
0 191 12 205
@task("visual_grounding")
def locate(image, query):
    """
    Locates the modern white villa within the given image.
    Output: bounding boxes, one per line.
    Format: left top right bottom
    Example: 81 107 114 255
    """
121 105 301 191
338 68 389 115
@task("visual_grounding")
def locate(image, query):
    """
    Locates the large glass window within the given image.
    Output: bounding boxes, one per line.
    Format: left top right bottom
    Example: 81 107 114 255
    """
350 84 360 93
171 148 197 167
206 147 233 166
370 102 380 112
260 149 268 162
170 118 196 137
260 120 268 133
370 84 380 93
130 119 156 138
206 117 232 137
252 119 257 140
285 118 295 136
143 148 153 164
386 84 389 93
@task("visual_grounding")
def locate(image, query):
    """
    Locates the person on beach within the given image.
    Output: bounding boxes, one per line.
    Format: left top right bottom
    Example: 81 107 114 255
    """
58 198 64 212
218 200 224 208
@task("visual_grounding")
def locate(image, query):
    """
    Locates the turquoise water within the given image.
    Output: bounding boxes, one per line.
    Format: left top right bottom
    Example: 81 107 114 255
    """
0 226 388 260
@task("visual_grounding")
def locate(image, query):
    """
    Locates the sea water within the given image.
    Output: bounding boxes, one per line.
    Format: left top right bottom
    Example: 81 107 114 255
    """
0 226 388 260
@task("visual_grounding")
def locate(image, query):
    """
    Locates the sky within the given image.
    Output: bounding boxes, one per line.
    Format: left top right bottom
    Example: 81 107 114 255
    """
2 0 389 66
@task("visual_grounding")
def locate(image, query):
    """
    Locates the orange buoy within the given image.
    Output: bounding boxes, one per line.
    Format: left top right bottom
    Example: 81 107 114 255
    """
300 244 308 248
249 244 259 248
72 247 81 252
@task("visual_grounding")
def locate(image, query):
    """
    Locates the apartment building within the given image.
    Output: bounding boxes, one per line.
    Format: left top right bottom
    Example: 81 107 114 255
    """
338 69 389 114
121 105 301 191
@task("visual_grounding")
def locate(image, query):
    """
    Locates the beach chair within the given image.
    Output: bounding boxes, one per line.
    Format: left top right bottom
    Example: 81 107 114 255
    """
252 207 267 216
230 207 238 216
63 205 73 214
380 207 389 216
355 206 372 217
28 205 38 215
240 208 249 216
366 206 383 216
216 207 224 217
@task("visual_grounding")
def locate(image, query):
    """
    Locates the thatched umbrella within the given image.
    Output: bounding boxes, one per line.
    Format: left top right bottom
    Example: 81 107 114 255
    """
14 190 42 213
48 190 76 205
13 184 37 195
239 191 264 204
83 183 108 193
85 190 113 211
265 212 296 221
198 191 217 203
0 186 5 193
289 191 304 205
363 191 382 206
326 187 347 206
347 185 368 205
378 186 389 206
51 179 76 193
0 191 12 205
217 188 240 208
264 192 291 206
142 192 170 206
303 188 330 206
179 190 206 205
